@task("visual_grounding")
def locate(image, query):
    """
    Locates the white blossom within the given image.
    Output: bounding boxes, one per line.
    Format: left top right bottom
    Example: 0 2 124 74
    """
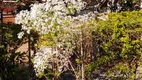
33 46 55 76
15 0 99 77
33 46 71 76
17 31 24 39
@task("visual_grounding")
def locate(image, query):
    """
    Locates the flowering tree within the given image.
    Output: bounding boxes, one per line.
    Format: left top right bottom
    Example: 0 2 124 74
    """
15 0 98 79
15 0 142 79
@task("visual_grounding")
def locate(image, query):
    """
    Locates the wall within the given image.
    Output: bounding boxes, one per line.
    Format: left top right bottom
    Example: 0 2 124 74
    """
3 15 15 23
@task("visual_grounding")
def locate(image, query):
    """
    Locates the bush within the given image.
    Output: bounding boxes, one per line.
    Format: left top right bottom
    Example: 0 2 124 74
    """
87 10 142 79
0 23 31 80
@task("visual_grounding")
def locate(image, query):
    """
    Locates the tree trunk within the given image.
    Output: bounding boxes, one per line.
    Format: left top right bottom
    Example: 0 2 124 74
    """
81 25 85 80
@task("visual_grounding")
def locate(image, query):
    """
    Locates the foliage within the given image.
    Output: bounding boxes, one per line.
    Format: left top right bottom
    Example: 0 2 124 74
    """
87 10 142 79
15 0 142 79
0 23 31 80
15 0 97 79
84 0 141 12
0 23 24 56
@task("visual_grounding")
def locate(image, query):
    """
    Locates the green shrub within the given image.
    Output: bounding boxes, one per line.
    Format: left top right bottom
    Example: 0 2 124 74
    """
87 10 142 80
0 23 31 80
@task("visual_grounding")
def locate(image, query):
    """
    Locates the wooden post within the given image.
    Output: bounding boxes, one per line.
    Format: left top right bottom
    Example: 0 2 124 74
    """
0 9 2 53
0 9 3 24
0 9 5 53
28 34 31 69
28 33 32 80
